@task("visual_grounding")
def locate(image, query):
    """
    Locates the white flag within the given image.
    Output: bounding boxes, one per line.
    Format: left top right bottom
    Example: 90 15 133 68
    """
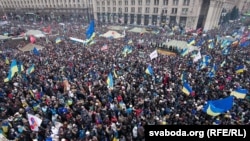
193 51 202 62
123 30 126 36
150 50 158 60
27 114 42 131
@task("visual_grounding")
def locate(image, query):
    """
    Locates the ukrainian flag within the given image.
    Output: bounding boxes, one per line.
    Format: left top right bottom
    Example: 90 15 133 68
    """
181 48 189 57
145 65 154 75
18 62 24 73
220 60 226 67
207 71 215 78
180 71 186 83
182 82 192 96
222 47 230 55
112 67 118 78
4 59 18 82
33 103 40 111
235 65 245 74
231 88 248 99
107 73 114 89
29 90 35 98
55 37 61 44
187 38 195 46
5 57 9 65
1 121 10 133
203 96 233 117
208 38 213 43
89 40 96 45
208 42 214 49
26 64 35 75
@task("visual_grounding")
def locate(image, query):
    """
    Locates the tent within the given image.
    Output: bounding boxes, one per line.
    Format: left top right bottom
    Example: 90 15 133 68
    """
128 27 149 33
19 43 45 52
165 40 198 52
0 35 11 40
100 30 124 39
25 30 46 38
108 26 127 31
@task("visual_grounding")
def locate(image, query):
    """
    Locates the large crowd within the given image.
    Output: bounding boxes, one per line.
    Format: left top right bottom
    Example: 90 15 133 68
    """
0 17 249 141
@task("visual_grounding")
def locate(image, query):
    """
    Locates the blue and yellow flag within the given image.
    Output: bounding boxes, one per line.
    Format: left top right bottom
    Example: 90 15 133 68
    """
112 66 118 78
203 96 233 116
180 71 186 84
180 48 189 57
1 121 10 133
208 42 214 49
220 60 226 67
17 61 24 74
55 37 61 44
33 103 40 111
122 45 132 57
107 73 114 89
231 88 248 99
4 59 18 82
182 82 192 96
145 65 154 75
5 57 9 65
235 65 245 74
187 38 195 46
26 64 35 75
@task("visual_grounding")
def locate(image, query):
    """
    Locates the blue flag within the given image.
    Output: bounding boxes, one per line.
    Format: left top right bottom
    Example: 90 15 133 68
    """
86 20 95 39
33 47 40 56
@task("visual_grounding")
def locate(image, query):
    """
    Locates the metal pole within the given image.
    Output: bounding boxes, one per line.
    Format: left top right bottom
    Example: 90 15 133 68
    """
86 0 90 22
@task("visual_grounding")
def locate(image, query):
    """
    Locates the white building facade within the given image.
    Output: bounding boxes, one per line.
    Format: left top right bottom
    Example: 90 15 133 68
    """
92 0 238 31
0 0 94 21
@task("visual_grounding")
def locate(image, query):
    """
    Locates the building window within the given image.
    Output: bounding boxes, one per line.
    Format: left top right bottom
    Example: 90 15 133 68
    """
119 8 122 12
102 7 105 12
125 0 128 5
119 0 122 5
182 8 188 15
125 7 128 12
171 8 177 14
173 0 178 5
113 0 116 5
102 1 105 5
113 7 116 12
163 0 168 5
183 0 190 6
146 0 150 5
108 7 111 12
154 8 158 13
131 0 135 5
162 9 168 14
138 7 142 13
107 0 110 5
154 0 159 5
138 0 142 5
145 7 150 13
131 7 135 12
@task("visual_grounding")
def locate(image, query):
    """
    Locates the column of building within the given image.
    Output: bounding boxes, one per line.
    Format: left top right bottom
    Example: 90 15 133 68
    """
215 2 223 28
211 1 219 28
203 0 216 31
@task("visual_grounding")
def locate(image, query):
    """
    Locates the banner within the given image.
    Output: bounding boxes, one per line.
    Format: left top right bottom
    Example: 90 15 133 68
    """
27 114 42 131
150 50 158 60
